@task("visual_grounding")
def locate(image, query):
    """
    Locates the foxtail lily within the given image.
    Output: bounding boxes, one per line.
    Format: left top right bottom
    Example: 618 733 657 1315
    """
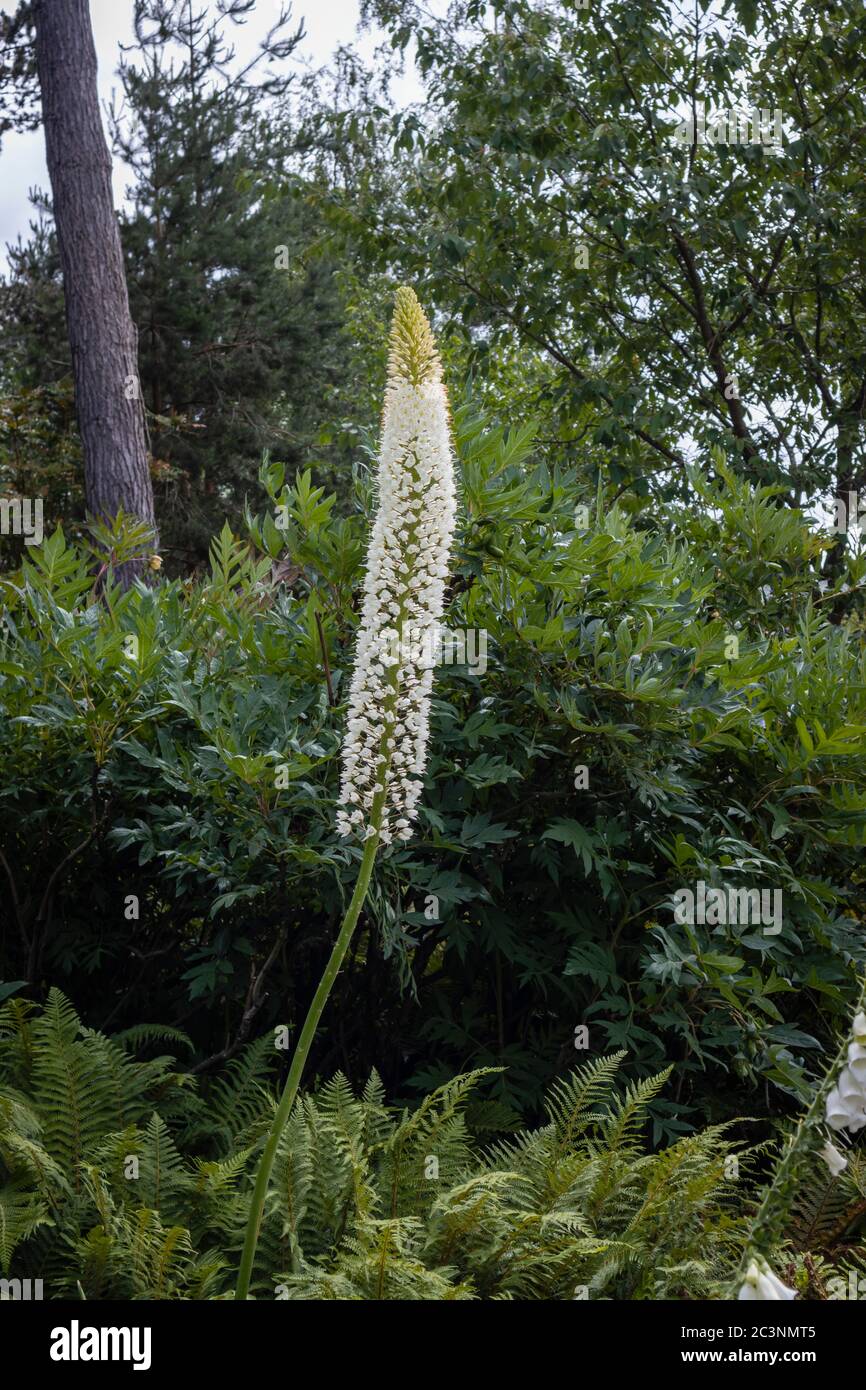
235 288 456 1298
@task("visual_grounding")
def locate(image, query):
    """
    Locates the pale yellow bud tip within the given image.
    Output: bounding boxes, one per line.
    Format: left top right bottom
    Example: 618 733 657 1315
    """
387 286 442 387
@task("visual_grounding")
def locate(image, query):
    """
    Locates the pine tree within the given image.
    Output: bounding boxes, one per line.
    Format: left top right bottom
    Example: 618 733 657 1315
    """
1 0 369 569
107 0 349 562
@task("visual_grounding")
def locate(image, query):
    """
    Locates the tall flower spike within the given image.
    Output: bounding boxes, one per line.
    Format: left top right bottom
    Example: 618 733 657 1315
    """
336 288 457 847
237 288 455 1299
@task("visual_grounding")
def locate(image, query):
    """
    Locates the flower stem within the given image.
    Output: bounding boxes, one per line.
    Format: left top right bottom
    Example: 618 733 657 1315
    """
234 830 380 1299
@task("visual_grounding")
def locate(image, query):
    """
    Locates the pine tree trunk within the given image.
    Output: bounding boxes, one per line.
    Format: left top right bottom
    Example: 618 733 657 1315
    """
33 0 157 581
825 408 863 605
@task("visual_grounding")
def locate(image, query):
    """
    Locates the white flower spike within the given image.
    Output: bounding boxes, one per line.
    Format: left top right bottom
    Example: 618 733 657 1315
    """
825 1010 866 1133
336 287 457 846
238 288 456 1301
738 1258 796 1301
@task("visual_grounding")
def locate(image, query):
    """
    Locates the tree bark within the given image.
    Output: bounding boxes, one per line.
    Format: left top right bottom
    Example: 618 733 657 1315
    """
33 0 156 580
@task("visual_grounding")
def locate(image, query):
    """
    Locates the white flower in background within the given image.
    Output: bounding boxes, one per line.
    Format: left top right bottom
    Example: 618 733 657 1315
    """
738 1258 796 1301
336 287 457 846
820 1139 848 1177
826 1009 866 1133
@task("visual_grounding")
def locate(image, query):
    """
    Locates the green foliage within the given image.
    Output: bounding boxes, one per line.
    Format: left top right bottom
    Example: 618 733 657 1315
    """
0 991 758 1300
322 0 866 523
3 0 865 1306
1 404 865 1130
0 376 82 569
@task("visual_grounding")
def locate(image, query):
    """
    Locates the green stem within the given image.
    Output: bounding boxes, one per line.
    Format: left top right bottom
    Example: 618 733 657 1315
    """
234 830 380 1299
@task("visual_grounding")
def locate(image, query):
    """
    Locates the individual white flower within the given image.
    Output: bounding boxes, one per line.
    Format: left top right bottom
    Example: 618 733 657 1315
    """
846 1042 866 1081
826 1079 866 1133
336 287 457 845
820 1139 848 1177
738 1258 796 1301
826 1085 852 1132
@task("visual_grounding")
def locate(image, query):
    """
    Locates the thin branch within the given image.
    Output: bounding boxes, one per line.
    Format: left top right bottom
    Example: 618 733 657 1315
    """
315 609 336 707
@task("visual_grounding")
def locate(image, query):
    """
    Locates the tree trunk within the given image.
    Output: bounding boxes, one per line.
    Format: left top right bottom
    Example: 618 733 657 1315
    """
825 404 865 609
33 0 156 581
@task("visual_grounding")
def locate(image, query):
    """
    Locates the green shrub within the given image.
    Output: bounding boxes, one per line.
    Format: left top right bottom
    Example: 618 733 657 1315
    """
1 410 865 1127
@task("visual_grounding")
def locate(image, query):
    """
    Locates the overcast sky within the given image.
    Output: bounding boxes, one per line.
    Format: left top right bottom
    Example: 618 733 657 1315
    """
0 0 422 272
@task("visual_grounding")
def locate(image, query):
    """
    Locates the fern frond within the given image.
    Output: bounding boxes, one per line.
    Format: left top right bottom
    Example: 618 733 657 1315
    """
111 1023 195 1056
544 1051 627 1154
0 1185 52 1274
379 1068 498 1219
